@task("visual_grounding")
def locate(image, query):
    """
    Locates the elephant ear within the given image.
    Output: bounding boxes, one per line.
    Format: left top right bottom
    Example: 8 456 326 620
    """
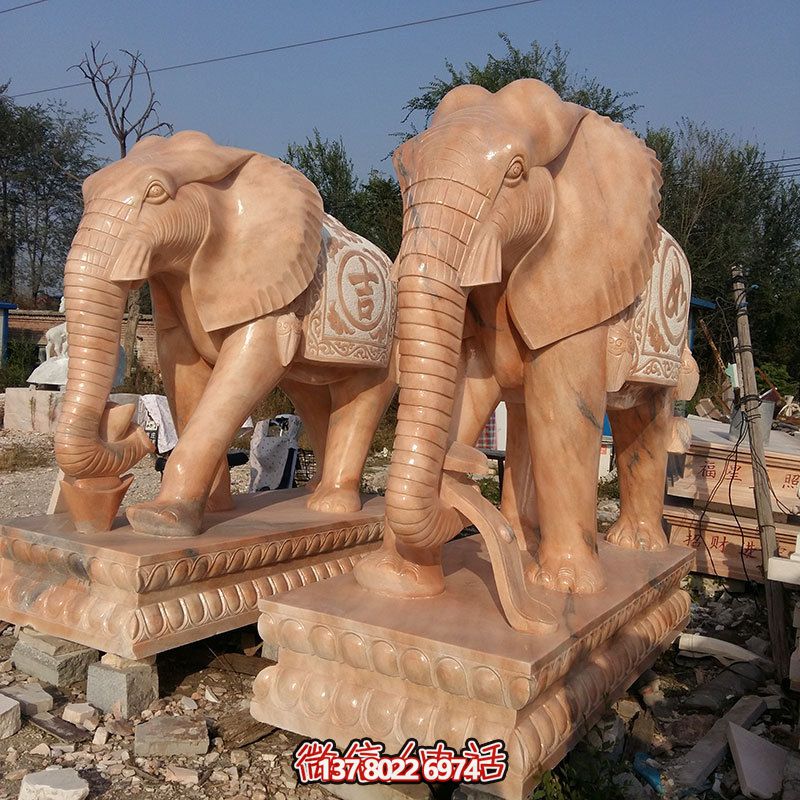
190 155 325 332
506 111 662 350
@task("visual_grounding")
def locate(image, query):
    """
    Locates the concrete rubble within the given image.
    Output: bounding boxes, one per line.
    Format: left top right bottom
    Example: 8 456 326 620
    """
11 629 98 688
17 767 89 800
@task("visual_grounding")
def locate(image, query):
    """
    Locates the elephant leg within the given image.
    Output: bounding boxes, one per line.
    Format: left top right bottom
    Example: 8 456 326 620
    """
499 401 539 552
606 388 673 551
127 315 286 537
156 325 231 513
524 324 607 594
281 377 330 489
307 369 396 514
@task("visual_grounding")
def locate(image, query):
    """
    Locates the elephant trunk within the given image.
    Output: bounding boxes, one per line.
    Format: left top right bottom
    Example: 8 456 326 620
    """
385 195 481 550
54 204 153 478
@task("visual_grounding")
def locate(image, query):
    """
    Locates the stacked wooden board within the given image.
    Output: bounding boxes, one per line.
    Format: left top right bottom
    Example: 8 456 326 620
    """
664 415 800 581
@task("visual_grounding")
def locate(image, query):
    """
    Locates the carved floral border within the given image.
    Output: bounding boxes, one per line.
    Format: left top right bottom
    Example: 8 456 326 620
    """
258 558 691 710
251 588 689 794
0 549 374 658
0 521 382 593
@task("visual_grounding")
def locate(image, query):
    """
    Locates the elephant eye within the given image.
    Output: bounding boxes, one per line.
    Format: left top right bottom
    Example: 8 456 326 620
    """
504 159 525 183
145 182 168 203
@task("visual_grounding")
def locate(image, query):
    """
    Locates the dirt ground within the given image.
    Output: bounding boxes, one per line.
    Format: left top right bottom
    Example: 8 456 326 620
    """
0 430 797 800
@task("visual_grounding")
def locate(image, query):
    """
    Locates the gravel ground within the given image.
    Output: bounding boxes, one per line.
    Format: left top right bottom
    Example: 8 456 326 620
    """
0 430 253 518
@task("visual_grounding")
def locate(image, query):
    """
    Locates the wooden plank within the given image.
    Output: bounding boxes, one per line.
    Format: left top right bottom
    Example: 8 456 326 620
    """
29 712 92 743
214 710 275 749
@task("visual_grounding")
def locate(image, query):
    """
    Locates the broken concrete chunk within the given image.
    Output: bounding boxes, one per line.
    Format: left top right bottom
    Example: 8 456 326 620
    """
92 726 109 746
18 767 89 800
17 629 86 657
134 716 209 757
684 661 768 713
28 743 51 757
165 765 200 785
0 693 21 739
61 702 100 731
12 638 98 687
728 722 787 799
86 660 158 719
671 695 766 789
0 682 53 716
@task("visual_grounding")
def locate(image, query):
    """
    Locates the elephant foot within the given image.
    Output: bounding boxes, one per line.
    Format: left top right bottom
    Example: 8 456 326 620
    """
307 486 361 514
126 499 204 538
354 548 445 598
606 517 668 551
527 546 606 594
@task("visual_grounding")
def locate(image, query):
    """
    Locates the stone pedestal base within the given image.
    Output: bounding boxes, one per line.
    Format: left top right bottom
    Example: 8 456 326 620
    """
0 489 383 659
251 537 693 800
3 387 63 433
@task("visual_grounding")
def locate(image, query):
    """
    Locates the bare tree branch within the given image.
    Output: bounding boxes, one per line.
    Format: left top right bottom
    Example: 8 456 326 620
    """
69 41 173 159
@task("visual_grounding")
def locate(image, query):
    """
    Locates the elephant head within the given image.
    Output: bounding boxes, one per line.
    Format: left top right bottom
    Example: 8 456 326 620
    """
55 130 324 480
385 79 662 552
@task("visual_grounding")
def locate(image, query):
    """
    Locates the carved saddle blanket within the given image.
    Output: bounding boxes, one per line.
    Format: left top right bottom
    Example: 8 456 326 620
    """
303 214 396 368
624 226 692 386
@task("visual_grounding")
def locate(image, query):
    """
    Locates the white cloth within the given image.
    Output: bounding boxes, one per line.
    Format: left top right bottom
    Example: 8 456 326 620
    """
248 415 303 492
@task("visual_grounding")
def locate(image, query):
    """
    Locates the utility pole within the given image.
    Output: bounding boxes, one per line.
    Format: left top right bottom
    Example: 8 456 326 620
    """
731 265 789 679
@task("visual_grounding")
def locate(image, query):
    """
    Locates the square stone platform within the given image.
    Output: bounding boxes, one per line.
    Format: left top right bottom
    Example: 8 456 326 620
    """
251 536 693 799
0 489 383 659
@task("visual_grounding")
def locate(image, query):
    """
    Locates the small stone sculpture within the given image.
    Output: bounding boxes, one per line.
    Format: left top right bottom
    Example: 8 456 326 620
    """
26 297 125 387
54 132 396 536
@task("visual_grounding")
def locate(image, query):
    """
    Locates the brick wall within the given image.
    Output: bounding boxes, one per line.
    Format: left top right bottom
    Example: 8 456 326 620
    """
8 309 160 373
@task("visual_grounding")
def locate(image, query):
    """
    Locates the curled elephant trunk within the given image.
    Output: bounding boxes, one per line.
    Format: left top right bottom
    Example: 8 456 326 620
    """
54 204 154 478
384 252 468 551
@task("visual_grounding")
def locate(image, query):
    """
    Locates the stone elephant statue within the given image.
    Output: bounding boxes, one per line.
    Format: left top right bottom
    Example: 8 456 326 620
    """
355 79 698 617
55 131 397 537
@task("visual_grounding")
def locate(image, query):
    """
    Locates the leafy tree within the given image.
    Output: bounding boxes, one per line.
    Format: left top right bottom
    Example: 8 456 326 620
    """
285 133 402 259
403 34 640 128
285 129 360 229
646 121 800 379
0 85 100 303
352 171 403 260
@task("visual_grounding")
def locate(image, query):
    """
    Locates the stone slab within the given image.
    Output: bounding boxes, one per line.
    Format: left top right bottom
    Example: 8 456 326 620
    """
12 639 98 687
251 536 694 800
0 489 383 658
671 695 766 789
18 629 87 657
86 661 158 719
728 722 787 799
664 500 798 582
134 716 209 757
0 693 21 738
3 387 64 433
0 683 53 716
18 767 89 800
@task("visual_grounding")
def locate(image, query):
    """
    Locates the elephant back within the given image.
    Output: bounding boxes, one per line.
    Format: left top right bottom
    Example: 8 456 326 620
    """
625 226 692 386
302 214 396 368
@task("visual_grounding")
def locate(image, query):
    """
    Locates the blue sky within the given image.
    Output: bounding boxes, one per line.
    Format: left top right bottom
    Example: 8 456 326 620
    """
2 1 798 178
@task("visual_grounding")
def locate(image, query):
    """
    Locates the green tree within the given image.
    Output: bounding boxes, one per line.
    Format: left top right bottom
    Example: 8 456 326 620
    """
285 129 360 229
285 132 402 259
0 85 100 303
403 34 640 128
646 121 800 378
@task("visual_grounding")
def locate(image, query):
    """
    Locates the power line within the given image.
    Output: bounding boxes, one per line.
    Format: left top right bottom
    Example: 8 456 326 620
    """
9 0 544 99
0 0 47 14
765 155 800 164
